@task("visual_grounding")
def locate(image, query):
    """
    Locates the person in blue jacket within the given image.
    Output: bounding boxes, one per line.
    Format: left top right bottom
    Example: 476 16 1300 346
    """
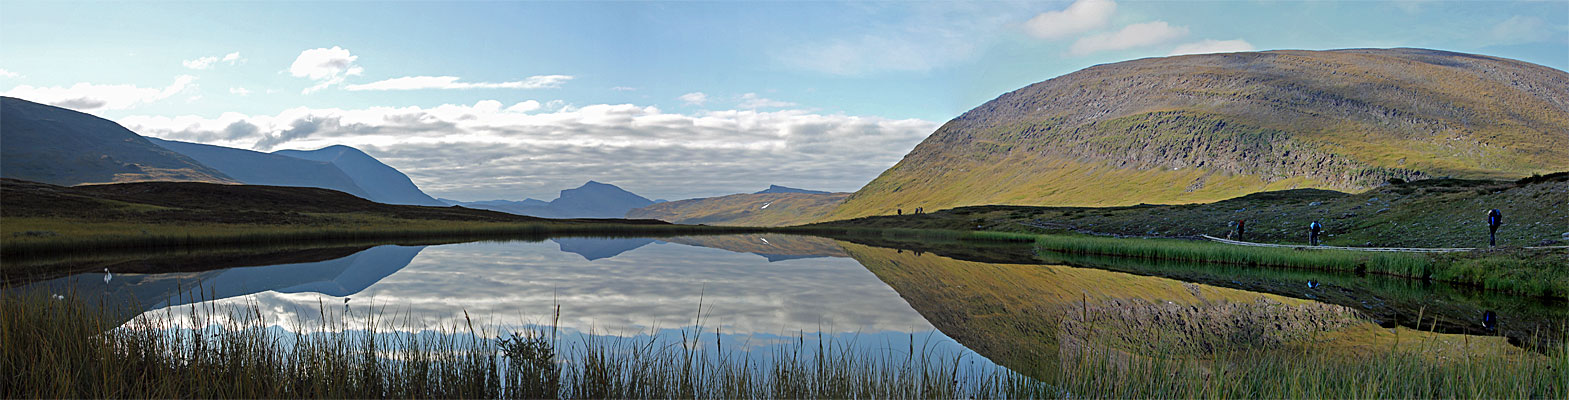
1487 209 1502 247
1309 221 1323 246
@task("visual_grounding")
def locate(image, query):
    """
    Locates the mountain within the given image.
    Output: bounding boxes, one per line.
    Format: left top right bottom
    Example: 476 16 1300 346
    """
828 48 1569 220
627 192 849 227
755 185 830 195
449 198 556 216
448 181 654 219
550 181 655 218
148 138 373 200
0 96 235 186
273 145 444 206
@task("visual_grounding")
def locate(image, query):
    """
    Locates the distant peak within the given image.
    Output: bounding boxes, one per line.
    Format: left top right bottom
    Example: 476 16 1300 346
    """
755 185 829 195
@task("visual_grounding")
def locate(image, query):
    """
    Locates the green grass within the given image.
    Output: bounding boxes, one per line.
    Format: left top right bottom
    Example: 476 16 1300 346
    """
7 288 1564 399
794 227 1568 298
1 290 1046 399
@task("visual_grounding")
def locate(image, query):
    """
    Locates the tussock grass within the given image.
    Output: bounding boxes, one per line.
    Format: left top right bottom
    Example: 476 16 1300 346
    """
1 290 1047 399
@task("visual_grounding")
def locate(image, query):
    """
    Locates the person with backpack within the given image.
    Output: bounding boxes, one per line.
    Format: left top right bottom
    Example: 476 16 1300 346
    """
1487 209 1503 247
1309 221 1323 246
1236 219 1246 241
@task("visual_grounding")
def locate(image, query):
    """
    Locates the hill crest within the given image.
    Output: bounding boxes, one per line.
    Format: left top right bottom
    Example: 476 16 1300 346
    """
829 48 1569 220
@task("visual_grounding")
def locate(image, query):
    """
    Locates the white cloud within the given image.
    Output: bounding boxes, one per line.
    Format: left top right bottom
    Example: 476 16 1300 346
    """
0 69 18 78
1069 21 1189 56
738 93 796 109
118 101 938 201
183 56 219 70
344 75 572 91
290 46 363 94
1 75 197 111
1023 0 1117 40
229 87 252 96
611 86 637 92
183 52 244 70
678 92 708 106
1169 39 1255 56
506 100 541 113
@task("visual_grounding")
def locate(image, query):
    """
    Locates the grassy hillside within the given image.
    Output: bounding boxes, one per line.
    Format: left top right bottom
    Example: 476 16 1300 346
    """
628 192 849 227
0 179 759 257
819 173 1569 249
830 49 1569 220
0 97 235 186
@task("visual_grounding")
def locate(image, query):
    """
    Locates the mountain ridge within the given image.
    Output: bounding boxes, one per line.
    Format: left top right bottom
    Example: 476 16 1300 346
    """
0 96 236 186
446 181 654 219
148 137 374 200
273 146 444 206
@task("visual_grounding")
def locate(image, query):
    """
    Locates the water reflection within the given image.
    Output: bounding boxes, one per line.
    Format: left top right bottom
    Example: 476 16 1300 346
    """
18 233 1564 382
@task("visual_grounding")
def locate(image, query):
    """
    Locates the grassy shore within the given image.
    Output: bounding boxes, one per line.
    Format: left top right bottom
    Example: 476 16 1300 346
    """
1 290 1044 399
4 289 1563 399
795 227 1567 299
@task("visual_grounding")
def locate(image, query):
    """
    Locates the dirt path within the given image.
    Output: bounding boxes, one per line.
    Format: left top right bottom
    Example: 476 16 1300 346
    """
1199 235 1569 253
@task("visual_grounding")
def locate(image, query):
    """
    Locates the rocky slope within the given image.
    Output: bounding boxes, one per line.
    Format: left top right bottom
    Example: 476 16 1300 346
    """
830 48 1569 220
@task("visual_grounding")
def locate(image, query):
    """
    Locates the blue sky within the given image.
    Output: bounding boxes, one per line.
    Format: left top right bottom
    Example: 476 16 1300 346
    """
3 1 1566 200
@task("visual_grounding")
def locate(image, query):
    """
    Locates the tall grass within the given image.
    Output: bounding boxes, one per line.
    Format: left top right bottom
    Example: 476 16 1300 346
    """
6 288 1564 399
1 289 1047 399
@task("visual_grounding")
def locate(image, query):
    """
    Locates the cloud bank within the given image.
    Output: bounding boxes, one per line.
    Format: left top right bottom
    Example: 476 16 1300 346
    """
119 101 938 201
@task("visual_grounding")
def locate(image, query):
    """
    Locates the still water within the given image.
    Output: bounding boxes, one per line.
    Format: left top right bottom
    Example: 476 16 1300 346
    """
28 236 997 370
22 234 1568 378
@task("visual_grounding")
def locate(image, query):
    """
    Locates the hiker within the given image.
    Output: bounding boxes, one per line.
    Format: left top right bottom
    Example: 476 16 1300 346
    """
1487 209 1502 247
897 208 902 216
1236 219 1246 241
1309 221 1323 246
1482 310 1498 331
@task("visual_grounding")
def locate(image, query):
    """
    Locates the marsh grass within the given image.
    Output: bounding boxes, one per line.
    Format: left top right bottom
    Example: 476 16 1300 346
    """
1 289 1047 399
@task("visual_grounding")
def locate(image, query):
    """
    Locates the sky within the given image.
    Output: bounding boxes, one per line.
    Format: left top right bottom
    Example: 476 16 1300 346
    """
3 0 1565 201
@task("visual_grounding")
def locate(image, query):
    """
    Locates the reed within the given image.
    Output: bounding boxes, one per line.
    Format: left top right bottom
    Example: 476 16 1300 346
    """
0 289 1048 399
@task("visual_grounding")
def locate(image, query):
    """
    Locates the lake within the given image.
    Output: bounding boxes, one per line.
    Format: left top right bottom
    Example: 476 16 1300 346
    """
18 234 1567 380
